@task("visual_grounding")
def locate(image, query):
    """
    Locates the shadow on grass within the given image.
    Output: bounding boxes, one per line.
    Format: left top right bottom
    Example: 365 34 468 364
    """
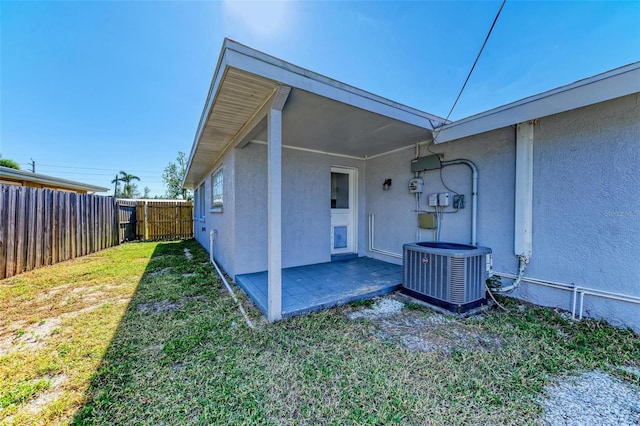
69 239 640 425
71 239 240 424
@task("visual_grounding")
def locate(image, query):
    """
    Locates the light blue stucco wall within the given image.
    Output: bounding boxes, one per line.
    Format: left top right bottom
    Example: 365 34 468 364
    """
202 142 366 278
193 149 237 276
515 93 640 330
193 93 638 331
365 94 639 331
365 126 515 273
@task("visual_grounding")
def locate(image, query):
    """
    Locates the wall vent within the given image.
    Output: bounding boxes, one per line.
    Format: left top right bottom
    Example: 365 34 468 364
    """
402 242 491 313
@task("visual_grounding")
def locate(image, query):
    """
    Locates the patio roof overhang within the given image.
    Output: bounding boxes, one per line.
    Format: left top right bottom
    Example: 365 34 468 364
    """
183 39 447 188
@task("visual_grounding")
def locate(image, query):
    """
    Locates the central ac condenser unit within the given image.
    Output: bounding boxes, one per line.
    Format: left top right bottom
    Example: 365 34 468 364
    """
402 242 491 314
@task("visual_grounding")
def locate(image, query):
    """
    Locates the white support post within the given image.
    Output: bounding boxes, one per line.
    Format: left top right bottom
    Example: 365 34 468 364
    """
267 86 290 322
514 121 534 258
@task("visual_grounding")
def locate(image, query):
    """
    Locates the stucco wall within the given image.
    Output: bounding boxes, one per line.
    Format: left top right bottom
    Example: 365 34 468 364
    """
193 149 237 277
365 94 639 331
365 127 516 272
515 93 640 330
191 93 638 331
233 143 366 276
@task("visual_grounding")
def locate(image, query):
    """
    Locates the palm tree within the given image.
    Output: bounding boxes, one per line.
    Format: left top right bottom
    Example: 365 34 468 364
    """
117 171 140 198
111 175 121 197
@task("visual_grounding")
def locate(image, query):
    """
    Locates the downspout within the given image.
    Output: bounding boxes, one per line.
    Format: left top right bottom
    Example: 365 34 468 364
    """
493 121 534 292
441 159 478 246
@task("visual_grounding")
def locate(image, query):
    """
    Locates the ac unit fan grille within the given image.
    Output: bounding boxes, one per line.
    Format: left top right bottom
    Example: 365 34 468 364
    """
402 243 491 314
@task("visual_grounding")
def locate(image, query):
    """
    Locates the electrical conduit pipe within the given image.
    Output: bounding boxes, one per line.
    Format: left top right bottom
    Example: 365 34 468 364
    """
368 214 403 259
209 230 255 329
441 159 478 246
491 270 640 320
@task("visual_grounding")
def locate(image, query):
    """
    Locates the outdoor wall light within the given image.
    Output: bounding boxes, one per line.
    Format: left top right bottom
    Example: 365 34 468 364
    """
383 178 392 191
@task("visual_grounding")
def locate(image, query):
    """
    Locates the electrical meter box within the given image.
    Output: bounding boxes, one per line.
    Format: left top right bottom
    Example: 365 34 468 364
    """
409 178 423 194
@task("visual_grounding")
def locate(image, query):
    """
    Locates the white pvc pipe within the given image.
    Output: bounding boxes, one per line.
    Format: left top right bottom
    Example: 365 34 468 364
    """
210 230 255 329
492 270 640 320
368 214 403 259
441 159 478 245
577 288 640 321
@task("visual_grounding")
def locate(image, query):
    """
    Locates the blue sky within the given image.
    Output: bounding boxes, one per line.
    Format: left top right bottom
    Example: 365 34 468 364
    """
1 1 639 196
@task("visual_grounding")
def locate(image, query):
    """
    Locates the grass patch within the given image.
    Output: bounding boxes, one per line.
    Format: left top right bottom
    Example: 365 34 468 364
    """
0 379 50 409
348 298 374 309
1 240 638 425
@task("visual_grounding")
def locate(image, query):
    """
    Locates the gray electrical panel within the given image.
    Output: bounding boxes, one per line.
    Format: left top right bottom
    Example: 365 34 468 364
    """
411 155 441 172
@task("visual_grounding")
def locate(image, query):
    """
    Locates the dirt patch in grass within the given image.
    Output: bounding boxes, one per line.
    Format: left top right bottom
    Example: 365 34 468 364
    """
347 297 502 353
0 297 131 357
0 317 62 356
376 310 501 353
26 374 67 415
149 267 172 276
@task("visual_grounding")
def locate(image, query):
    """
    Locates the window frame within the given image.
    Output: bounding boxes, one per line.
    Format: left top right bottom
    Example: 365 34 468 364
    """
198 183 206 219
210 166 223 212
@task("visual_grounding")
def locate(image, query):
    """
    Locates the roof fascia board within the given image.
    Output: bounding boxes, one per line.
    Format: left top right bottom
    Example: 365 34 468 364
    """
0 167 108 192
182 43 232 188
435 62 640 143
224 45 445 129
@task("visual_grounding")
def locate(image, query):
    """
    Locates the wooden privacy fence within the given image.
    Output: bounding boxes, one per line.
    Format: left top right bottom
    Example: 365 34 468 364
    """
132 200 193 241
117 200 137 242
0 184 118 279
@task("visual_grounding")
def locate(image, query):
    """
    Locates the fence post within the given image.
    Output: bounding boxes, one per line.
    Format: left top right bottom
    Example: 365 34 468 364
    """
0 186 6 279
144 201 149 240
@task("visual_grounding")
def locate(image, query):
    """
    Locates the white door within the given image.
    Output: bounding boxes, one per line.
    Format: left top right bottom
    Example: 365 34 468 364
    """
330 167 357 255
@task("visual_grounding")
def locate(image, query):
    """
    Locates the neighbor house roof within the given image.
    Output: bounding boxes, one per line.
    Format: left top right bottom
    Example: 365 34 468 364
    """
435 62 640 143
183 39 447 187
0 166 109 193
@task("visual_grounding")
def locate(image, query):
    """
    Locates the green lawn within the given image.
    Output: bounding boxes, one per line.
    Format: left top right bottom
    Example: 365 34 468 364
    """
0 240 638 425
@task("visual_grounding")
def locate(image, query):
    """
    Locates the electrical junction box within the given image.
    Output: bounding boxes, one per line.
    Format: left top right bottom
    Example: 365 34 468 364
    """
411 155 442 173
409 178 424 193
438 192 450 207
453 194 465 209
428 193 438 207
418 213 436 229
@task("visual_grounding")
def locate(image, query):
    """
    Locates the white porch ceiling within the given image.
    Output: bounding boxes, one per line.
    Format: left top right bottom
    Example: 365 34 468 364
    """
184 40 443 187
252 88 433 158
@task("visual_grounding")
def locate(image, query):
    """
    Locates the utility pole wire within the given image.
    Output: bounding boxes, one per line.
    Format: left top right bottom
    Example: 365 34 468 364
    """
435 0 507 141
29 158 36 173
112 175 120 197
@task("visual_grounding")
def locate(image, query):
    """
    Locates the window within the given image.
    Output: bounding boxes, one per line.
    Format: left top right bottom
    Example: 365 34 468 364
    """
194 187 199 218
210 167 223 211
198 183 205 218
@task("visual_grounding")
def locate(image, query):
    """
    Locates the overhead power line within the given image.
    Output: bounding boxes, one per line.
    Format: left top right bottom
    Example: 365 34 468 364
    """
435 0 507 140
35 163 160 173
36 169 161 177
